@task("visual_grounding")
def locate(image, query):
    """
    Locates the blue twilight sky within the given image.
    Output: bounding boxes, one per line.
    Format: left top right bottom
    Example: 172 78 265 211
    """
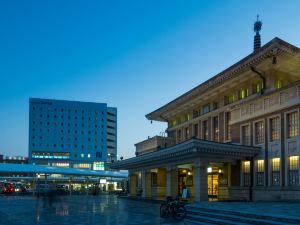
0 0 300 159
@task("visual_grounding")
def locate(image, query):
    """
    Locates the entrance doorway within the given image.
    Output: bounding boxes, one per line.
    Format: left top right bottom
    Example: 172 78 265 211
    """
207 167 219 200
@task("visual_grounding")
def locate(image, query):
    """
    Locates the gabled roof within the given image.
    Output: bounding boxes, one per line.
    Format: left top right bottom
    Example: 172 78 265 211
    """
146 37 300 121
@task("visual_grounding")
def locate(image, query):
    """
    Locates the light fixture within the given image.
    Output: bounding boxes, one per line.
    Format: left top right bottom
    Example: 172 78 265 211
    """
207 167 212 173
187 171 192 176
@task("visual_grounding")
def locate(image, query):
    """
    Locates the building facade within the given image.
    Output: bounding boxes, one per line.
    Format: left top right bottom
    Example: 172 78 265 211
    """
0 155 28 164
111 37 300 201
29 98 117 170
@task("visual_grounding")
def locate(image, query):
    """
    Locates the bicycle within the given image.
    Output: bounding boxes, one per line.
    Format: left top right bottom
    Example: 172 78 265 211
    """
160 196 187 221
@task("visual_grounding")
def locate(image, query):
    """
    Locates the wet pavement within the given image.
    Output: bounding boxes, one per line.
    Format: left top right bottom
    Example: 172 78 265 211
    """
0 195 186 225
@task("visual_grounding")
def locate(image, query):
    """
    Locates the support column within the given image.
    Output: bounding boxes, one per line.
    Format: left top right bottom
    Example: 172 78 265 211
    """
166 165 172 197
129 171 137 196
193 161 208 202
141 170 151 198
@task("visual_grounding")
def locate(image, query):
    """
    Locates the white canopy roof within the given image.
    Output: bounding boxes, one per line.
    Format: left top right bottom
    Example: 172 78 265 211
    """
0 163 128 178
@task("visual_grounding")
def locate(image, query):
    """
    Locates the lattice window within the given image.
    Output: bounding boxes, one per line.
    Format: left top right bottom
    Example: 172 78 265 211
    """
255 121 264 144
270 117 280 141
256 160 264 186
289 156 299 186
241 125 250 145
271 158 280 186
287 112 298 138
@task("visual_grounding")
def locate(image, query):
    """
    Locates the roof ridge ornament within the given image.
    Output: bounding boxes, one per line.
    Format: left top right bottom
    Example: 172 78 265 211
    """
254 15 262 52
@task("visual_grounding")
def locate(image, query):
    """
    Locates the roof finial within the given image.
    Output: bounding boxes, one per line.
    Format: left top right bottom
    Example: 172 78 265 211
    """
253 15 262 52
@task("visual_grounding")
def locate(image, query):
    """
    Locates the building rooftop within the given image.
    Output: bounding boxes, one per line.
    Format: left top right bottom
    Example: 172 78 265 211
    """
146 37 300 121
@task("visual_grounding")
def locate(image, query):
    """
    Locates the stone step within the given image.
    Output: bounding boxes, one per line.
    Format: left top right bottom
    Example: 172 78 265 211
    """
185 214 247 225
186 205 300 224
187 209 286 225
184 218 213 225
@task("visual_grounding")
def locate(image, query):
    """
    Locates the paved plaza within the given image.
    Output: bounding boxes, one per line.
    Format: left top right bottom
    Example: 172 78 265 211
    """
2 195 300 225
0 195 184 225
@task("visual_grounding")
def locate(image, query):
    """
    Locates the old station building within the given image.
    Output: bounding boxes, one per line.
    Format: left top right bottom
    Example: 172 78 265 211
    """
111 23 300 201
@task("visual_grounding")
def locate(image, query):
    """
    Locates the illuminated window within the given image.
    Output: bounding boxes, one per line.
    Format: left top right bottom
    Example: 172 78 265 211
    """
227 94 235 104
93 162 104 171
271 158 280 186
270 117 280 141
241 125 250 145
287 112 298 138
171 120 177 127
256 160 264 186
213 116 219 141
254 81 264 93
184 114 190 121
239 88 249 99
73 163 90 169
31 152 70 159
276 80 282 89
255 121 264 144
289 156 299 186
242 161 251 186
52 162 69 167
81 153 84 158
88 154 91 158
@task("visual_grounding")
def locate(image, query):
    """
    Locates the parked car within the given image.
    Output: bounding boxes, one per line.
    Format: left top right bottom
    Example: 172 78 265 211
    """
14 183 27 193
2 182 15 194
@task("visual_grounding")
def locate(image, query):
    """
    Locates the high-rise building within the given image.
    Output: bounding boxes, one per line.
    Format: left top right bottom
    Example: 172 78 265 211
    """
28 98 117 170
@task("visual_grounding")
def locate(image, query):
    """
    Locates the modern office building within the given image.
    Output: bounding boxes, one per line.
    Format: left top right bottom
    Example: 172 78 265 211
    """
29 98 117 170
111 22 300 201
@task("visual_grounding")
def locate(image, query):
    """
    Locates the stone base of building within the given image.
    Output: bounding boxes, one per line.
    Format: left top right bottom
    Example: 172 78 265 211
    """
228 186 300 202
